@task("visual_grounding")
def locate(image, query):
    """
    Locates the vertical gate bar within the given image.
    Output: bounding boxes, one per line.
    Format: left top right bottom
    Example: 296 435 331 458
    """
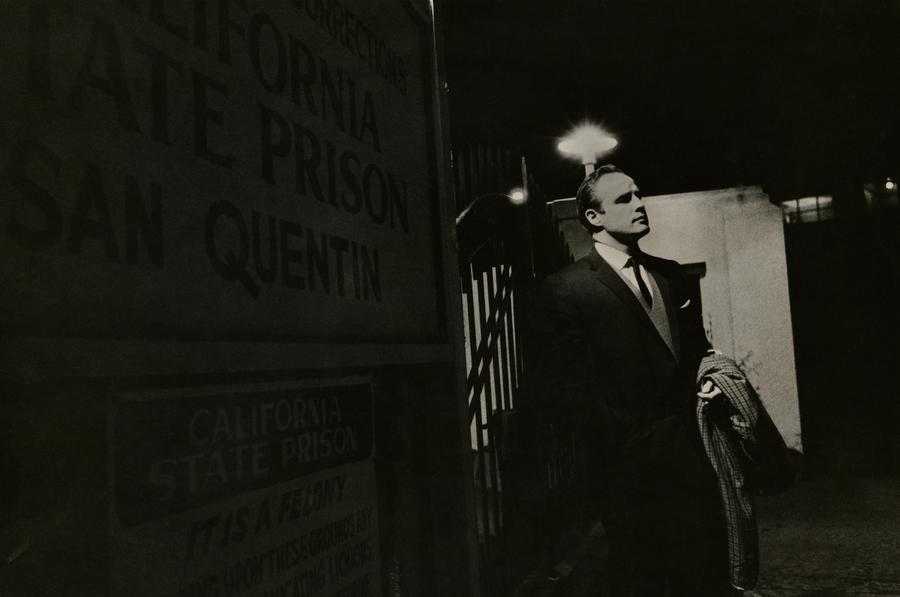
470 264 483 366
470 265 482 375
482 265 503 542
504 264 519 396
473 271 494 551
474 268 491 451
498 293 510 414
502 293 516 410
484 268 501 416
466 260 494 571
475 266 499 541
505 270 519 402
508 276 522 389
490 265 506 414
497 265 511 410
465 264 482 454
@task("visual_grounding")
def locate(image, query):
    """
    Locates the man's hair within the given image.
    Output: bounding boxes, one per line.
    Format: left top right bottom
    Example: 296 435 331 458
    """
575 164 624 232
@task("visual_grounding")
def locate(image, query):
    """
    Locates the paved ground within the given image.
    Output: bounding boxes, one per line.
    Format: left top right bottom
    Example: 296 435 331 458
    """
747 475 900 596
513 474 900 596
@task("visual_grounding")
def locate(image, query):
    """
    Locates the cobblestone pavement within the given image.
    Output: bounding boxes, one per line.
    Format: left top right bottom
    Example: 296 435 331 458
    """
513 475 900 596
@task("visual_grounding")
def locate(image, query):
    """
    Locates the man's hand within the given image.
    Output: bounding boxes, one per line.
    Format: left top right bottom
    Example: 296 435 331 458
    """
697 379 723 402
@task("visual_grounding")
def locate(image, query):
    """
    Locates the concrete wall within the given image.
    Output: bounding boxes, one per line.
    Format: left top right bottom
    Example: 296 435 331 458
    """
548 187 802 451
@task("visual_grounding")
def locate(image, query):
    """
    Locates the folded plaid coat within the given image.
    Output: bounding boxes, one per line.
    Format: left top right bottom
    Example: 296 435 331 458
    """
695 352 792 591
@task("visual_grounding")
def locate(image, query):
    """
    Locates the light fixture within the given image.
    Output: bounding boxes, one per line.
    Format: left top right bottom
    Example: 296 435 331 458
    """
456 188 528 225
557 123 618 175
509 187 526 204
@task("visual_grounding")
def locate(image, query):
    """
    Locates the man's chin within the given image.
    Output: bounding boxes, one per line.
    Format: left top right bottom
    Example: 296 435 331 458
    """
631 226 651 239
607 227 650 244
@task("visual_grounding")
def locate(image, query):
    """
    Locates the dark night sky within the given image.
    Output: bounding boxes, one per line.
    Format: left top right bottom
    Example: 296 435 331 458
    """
442 0 900 200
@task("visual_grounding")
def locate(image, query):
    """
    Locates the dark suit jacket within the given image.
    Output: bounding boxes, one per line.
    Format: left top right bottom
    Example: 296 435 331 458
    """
540 248 711 475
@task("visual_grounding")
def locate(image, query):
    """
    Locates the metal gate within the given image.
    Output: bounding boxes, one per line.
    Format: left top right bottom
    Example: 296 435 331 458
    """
453 143 585 594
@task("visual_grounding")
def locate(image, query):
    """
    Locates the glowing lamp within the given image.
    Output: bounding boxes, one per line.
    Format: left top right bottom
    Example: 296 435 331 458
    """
455 188 529 225
509 188 526 204
557 123 618 174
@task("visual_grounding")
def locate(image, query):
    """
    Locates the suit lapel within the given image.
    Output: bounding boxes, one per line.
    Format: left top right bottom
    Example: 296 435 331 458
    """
587 250 676 360
648 267 681 362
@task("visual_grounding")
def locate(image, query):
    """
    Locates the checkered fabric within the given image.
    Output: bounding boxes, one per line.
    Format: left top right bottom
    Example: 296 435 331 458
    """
696 353 762 591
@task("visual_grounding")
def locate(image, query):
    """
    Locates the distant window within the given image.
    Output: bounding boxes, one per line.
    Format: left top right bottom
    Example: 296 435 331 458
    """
781 195 834 224
863 182 899 211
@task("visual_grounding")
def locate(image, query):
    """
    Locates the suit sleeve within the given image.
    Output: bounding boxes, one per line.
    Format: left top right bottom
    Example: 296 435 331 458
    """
535 275 588 414
536 273 623 454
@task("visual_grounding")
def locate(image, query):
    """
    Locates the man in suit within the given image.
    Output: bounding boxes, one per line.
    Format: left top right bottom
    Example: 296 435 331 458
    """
540 165 735 596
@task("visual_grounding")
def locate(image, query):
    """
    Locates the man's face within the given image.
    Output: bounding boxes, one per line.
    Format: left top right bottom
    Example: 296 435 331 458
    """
586 172 650 239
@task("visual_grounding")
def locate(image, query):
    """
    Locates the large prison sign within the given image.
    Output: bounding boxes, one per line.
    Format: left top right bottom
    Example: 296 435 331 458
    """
110 379 381 597
0 0 442 342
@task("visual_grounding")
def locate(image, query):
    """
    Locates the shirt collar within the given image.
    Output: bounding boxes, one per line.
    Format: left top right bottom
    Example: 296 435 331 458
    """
593 241 633 271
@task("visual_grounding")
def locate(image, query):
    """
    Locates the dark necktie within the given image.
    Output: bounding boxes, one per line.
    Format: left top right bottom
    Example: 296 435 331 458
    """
626 254 653 307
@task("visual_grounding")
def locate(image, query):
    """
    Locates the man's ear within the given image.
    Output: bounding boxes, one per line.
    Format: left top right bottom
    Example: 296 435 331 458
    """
584 208 604 228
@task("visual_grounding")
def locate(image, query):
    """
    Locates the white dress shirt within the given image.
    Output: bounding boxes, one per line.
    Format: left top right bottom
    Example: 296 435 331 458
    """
593 241 655 302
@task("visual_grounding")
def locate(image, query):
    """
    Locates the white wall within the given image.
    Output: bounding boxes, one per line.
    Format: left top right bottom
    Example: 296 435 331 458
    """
548 187 803 451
